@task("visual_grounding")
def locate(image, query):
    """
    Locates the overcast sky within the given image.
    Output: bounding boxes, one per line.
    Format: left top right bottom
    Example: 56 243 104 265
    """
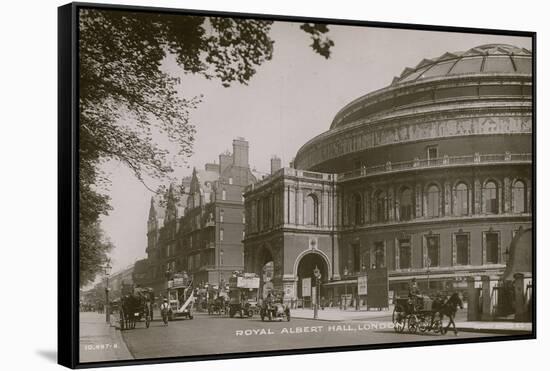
98 19 531 274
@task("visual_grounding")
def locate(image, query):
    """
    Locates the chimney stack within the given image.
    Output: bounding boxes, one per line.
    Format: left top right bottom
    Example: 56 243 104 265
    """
270 156 282 174
232 137 249 168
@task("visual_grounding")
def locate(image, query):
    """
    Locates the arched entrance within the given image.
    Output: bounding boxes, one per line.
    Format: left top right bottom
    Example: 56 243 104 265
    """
257 247 274 299
296 252 329 308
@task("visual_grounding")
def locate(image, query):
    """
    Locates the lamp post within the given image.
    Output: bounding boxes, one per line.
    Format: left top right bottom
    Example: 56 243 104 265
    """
425 257 431 293
101 259 112 324
343 267 349 310
313 266 322 320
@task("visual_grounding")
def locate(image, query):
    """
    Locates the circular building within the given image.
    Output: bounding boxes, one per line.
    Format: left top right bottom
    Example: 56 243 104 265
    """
244 44 532 307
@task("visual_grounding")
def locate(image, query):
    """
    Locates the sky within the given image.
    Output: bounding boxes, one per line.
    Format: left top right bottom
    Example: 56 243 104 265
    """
97 19 531 274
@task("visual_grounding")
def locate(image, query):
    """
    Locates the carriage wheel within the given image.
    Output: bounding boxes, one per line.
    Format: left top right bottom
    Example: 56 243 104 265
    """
392 306 406 333
432 318 443 334
408 315 418 334
418 315 429 333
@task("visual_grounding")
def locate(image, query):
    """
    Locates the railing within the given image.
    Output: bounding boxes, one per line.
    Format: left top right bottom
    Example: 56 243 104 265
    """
246 167 333 192
338 152 531 182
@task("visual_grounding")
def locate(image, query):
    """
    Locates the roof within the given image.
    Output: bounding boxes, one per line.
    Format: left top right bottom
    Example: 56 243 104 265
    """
392 44 532 85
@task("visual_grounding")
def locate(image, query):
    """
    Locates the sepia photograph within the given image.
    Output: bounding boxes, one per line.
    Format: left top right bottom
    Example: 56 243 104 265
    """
63 3 534 367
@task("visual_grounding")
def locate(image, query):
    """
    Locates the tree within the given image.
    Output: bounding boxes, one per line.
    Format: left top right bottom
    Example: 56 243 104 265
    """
78 8 333 285
80 221 114 287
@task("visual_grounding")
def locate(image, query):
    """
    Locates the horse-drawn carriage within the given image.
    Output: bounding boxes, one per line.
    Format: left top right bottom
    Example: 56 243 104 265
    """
208 290 229 315
118 287 154 330
260 290 290 322
392 293 462 335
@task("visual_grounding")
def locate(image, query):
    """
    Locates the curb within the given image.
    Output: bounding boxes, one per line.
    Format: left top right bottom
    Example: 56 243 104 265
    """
109 323 134 360
455 327 532 335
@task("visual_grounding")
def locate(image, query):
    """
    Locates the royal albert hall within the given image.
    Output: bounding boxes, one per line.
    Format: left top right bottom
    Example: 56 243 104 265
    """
243 44 532 306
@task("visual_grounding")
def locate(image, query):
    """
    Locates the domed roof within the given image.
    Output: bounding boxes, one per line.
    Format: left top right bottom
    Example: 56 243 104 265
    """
392 44 532 85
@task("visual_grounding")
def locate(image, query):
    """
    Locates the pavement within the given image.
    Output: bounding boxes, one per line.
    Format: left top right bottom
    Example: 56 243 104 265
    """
290 306 532 334
79 311 134 363
120 312 499 360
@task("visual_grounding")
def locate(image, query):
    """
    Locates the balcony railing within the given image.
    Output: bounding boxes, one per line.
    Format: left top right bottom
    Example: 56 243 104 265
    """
338 152 531 182
246 167 333 192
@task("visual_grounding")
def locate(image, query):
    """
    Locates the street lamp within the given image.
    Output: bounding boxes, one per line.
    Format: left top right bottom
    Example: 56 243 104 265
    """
101 259 112 324
313 266 322 320
425 257 431 293
343 267 349 310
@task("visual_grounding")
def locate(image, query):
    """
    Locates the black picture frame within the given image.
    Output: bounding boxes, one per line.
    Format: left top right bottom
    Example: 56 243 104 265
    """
58 2 536 368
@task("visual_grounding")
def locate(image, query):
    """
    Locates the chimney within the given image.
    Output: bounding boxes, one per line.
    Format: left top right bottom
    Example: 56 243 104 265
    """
219 150 232 174
232 137 249 167
270 156 282 174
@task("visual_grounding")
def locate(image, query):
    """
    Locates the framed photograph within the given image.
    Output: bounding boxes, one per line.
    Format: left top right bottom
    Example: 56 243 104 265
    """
58 2 536 368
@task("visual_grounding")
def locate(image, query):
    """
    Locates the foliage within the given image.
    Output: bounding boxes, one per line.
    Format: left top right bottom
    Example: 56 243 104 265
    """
80 221 114 287
78 8 333 285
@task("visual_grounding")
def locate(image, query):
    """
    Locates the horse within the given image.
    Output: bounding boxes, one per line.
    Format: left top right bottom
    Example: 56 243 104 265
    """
433 293 463 335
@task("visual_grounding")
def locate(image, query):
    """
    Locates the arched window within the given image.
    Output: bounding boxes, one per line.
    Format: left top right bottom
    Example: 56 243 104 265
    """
512 180 526 213
304 194 319 225
483 181 498 214
426 185 440 217
399 188 413 221
455 183 469 216
353 193 363 225
375 191 387 222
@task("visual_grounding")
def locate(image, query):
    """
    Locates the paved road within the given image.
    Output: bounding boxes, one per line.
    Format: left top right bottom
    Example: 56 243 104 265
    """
121 312 501 360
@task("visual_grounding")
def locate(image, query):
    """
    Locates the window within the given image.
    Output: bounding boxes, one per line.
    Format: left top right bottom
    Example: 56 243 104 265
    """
220 228 224 241
399 188 413 221
353 244 361 272
455 234 469 265
222 189 227 201
483 181 498 214
374 241 385 268
375 191 388 222
398 238 411 269
220 209 224 223
242 212 246 224
426 235 439 267
427 146 438 162
512 180 526 213
486 232 499 264
455 183 469 216
228 177 233 185
304 194 319 225
426 185 440 217
353 193 363 225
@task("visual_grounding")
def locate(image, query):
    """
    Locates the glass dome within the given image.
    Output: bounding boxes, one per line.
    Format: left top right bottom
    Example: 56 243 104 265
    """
392 44 531 85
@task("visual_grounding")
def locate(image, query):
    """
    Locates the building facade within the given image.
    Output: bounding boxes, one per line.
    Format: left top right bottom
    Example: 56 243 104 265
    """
243 44 533 306
143 138 258 293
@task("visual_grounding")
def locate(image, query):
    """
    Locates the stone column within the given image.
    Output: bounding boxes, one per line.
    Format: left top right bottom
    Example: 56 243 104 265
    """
415 183 423 218
513 273 526 322
466 276 482 321
364 189 370 224
282 275 298 307
296 188 304 225
503 177 511 213
444 181 452 216
322 189 329 227
388 185 395 221
288 186 296 224
481 275 499 320
474 178 482 215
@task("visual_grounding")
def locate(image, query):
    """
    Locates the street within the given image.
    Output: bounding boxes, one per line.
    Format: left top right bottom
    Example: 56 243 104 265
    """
120 311 501 360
